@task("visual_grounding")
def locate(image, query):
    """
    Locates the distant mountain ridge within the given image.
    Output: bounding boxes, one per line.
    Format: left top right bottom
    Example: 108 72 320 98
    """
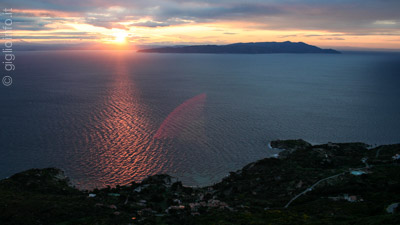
138 41 341 54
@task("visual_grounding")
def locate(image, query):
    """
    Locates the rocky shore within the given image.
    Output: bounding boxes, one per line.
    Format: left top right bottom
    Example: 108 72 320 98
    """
1 140 399 224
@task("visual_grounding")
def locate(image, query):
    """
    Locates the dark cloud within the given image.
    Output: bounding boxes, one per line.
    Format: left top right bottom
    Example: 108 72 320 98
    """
130 21 170 28
150 3 281 22
10 17 55 31
12 35 97 39
319 37 345 41
279 34 298 38
2 0 400 35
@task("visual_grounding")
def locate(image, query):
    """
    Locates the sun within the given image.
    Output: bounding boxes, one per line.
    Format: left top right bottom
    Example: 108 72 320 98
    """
112 30 128 44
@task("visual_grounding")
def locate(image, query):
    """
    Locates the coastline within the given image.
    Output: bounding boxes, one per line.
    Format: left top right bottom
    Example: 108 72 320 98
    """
1 139 399 224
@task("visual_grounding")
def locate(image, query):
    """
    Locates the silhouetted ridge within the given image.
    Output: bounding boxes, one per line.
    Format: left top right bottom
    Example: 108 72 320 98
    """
139 41 341 54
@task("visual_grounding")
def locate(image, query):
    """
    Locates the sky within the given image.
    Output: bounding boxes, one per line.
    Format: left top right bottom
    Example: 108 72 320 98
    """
1 0 400 50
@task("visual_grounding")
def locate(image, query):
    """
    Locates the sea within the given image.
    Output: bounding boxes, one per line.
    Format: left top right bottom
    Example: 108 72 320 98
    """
1 50 399 189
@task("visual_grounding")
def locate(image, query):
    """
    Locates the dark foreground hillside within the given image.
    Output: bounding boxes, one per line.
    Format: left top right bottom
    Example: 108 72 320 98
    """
1 140 399 225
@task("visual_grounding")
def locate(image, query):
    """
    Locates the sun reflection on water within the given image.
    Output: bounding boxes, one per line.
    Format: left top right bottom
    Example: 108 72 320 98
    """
62 52 213 190
74 52 170 189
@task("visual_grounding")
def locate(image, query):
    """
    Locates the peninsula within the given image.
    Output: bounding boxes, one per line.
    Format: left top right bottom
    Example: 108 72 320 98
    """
138 41 341 54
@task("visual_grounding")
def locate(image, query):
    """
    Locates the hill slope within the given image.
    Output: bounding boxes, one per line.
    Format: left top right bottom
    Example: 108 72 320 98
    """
0 140 399 224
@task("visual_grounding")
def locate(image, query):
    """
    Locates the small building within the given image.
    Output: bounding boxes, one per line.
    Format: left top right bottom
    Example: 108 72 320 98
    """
386 203 399 214
344 194 360 202
350 170 366 176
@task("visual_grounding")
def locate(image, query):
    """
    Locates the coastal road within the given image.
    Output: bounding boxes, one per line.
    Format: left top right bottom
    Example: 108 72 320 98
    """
284 172 346 208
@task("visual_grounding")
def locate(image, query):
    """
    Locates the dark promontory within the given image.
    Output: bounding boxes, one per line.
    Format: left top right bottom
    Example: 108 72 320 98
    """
138 41 340 54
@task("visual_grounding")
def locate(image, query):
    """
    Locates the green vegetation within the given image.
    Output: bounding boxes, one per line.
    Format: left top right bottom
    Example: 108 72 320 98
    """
1 140 399 224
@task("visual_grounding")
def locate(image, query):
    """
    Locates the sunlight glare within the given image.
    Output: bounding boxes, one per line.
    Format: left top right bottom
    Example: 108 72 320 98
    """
112 30 129 44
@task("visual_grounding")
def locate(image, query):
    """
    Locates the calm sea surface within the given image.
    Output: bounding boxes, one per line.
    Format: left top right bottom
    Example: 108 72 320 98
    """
1 51 399 189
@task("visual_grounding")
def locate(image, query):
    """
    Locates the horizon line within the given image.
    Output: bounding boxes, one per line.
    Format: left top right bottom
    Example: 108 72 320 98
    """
4 41 400 53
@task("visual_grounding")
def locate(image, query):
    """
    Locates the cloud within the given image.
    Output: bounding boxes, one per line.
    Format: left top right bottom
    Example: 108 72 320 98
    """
129 21 170 28
12 35 97 39
373 20 397 25
2 0 400 44
279 34 297 38
318 37 345 41
10 16 56 31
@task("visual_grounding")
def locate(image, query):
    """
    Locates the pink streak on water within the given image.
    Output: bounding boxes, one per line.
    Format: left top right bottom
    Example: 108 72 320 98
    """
155 93 207 139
